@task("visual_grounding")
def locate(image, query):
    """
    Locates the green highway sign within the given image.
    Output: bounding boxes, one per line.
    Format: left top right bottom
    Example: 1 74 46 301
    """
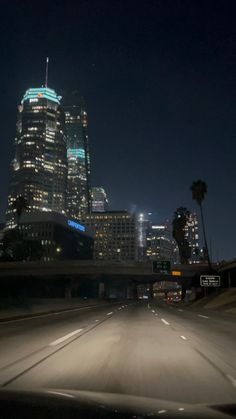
152 260 171 274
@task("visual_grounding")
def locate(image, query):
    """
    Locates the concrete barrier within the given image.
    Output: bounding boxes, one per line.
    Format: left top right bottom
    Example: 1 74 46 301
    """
0 298 111 321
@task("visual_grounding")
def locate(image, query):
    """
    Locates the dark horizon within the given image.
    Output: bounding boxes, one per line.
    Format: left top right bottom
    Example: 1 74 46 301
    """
0 0 235 260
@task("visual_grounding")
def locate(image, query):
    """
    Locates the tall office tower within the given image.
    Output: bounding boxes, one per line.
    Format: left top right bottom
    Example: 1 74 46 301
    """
184 212 200 263
64 96 91 220
137 212 151 260
5 87 67 228
92 187 108 212
146 223 173 261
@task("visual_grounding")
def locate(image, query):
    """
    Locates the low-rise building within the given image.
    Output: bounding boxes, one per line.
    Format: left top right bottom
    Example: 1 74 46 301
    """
81 211 137 261
18 211 94 261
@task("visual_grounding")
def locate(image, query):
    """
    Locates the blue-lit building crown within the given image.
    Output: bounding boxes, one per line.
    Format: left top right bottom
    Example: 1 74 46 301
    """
67 148 85 159
22 87 61 104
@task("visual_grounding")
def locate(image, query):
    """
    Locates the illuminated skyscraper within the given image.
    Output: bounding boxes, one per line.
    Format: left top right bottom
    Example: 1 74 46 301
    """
92 187 108 212
184 212 200 263
146 224 173 261
137 212 151 260
64 97 91 220
5 87 67 228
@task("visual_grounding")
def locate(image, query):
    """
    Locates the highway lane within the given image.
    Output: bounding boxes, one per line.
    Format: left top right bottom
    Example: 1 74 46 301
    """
0 301 126 378
0 301 235 405
151 301 236 385
156 301 236 373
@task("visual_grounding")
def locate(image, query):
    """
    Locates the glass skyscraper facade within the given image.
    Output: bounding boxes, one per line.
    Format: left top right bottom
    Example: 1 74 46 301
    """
92 187 108 212
5 87 67 227
64 100 91 220
137 212 151 260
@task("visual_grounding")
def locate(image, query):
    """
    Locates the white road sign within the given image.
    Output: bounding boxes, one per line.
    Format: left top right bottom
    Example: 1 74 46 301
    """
200 275 221 287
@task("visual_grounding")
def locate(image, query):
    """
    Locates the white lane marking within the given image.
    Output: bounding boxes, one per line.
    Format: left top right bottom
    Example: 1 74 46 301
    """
178 309 184 312
151 310 155 313
178 407 185 411
180 335 187 340
49 329 83 346
95 319 99 322
48 391 75 398
161 318 170 326
226 374 236 388
158 410 167 414
107 312 113 315
198 314 209 319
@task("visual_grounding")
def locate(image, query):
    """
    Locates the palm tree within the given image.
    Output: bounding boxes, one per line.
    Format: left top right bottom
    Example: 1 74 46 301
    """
13 195 28 225
190 180 211 268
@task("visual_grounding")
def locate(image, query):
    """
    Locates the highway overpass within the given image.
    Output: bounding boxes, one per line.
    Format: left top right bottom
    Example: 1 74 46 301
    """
0 260 213 299
0 259 210 279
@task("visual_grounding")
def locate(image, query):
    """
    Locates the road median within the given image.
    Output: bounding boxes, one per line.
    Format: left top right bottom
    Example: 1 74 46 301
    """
0 298 115 322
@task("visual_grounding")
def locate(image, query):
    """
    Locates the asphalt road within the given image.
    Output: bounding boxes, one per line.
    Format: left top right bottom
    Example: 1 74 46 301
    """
0 300 235 405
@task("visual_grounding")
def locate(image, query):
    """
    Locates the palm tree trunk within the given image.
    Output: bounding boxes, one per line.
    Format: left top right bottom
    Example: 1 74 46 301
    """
200 203 211 269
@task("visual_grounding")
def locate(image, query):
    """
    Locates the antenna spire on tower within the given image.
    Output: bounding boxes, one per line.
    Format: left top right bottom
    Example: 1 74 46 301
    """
45 57 49 88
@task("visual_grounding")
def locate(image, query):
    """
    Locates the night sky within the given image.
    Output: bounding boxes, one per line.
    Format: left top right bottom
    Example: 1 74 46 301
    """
0 0 235 260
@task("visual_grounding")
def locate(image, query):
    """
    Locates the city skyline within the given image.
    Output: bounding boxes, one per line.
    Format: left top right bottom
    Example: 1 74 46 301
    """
0 1 235 260
1 79 232 261
3 80 204 263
